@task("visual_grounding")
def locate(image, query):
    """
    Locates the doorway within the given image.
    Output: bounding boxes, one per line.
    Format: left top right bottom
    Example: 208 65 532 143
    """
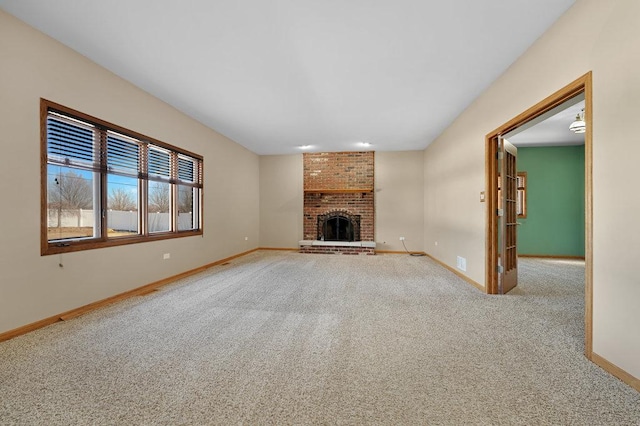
485 72 593 358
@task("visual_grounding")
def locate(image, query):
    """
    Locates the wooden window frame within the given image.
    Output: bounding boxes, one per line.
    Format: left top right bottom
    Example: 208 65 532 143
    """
41 99 203 255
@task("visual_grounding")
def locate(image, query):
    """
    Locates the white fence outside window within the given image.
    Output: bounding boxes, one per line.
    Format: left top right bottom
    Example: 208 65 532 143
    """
47 209 193 233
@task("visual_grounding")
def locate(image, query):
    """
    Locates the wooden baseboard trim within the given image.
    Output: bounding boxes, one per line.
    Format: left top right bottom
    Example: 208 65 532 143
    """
425 253 485 292
259 248 431 256
136 288 160 297
0 316 63 342
259 248 429 256
591 352 640 392
0 248 260 343
375 250 427 255
519 254 586 260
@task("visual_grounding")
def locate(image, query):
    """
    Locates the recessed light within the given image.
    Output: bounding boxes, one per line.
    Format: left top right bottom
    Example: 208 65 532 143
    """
359 142 372 147
298 145 312 150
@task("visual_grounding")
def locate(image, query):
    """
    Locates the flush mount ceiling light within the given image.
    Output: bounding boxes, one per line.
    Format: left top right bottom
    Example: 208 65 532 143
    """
298 145 312 150
569 108 586 134
359 142 372 147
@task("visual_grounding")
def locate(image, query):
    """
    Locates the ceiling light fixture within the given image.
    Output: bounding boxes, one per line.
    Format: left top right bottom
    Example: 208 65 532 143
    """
359 142 372 147
569 109 586 134
298 145 312 150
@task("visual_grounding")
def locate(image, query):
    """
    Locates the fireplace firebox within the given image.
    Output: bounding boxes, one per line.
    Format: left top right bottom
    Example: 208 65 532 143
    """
317 212 361 242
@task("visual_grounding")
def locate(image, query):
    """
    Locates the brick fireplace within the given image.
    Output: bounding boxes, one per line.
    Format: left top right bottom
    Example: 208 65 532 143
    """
300 152 375 255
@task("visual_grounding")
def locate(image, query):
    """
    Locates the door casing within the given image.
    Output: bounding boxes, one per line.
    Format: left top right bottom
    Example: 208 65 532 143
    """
485 72 593 358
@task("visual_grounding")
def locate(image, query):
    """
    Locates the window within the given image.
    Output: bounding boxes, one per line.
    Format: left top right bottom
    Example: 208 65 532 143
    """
42 99 203 255
517 172 527 218
497 172 527 218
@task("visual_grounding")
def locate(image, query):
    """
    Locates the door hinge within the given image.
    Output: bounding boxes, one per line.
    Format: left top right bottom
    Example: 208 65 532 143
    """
497 209 504 217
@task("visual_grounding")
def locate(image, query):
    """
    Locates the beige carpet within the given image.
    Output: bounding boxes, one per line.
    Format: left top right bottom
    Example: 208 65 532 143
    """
1 251 638 425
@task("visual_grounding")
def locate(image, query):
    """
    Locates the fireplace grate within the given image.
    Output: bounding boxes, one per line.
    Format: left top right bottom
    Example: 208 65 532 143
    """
317 212 361 242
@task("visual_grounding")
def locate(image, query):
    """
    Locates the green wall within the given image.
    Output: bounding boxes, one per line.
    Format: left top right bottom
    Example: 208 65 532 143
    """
517 145 585 257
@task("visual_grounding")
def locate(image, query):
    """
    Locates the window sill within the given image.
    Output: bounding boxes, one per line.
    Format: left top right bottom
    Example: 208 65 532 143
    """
42 230 203 256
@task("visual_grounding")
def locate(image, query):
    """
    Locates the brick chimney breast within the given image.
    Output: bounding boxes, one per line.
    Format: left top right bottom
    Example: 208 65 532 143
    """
303 152 374 242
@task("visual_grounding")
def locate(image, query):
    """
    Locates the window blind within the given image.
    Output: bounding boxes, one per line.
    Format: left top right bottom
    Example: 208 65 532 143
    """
46 114 97 170
148 145 171 181
107 131 141 177
178 155 196 183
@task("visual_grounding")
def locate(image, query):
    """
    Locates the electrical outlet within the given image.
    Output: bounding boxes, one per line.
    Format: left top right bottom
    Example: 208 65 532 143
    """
163 253 170 260
435 241 438 246
399 236 405 241
456 256 466 271
244 236 248 241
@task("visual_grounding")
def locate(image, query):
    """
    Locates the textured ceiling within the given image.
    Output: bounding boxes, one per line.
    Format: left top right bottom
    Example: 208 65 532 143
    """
0 0 575 154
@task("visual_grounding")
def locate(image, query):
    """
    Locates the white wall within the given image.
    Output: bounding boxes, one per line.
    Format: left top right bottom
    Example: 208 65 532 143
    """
0 10 260 334
424 0 640 379
375 151 424 252
259 154 304 248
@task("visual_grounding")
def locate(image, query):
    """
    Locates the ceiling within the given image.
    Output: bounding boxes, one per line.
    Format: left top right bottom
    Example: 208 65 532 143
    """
507 95 585 147
0 0 576 155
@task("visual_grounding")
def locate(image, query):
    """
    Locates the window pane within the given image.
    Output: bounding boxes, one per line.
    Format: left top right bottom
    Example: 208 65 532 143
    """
107 175 140 238
177 185 199 231
517 191 524 216
517 173 526 217
47 164 98 241
148 181 171 233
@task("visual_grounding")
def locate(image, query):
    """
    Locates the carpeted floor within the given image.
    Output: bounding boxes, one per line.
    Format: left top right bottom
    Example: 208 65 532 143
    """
1 251 638 425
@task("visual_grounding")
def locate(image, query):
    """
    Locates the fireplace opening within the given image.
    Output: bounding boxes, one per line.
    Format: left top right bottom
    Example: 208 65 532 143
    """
317 212 361 242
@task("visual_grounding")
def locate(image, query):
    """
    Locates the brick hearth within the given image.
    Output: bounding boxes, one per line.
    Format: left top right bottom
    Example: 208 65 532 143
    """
299 240 376 255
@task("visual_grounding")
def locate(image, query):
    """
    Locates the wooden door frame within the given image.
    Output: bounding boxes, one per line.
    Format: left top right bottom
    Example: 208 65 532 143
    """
485 72 593 359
